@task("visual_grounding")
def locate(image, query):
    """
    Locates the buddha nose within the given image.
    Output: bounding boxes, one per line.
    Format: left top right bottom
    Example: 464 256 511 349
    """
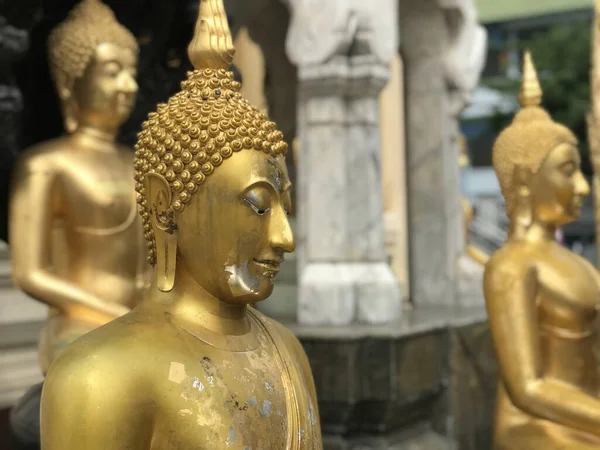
119 72 138 94
269 205 295 253
575 172 590 196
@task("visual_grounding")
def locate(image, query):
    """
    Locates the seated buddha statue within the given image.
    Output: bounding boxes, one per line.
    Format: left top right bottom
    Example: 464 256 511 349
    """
40 1 322 449
485 51 600 449
9 0 147 376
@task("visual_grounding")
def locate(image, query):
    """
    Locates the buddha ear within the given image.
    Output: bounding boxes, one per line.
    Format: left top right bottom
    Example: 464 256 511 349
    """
59 87 78 133
514 164 533 196
144 173 178 292
58 87 71 101
144 173 174 230
511 164 533 238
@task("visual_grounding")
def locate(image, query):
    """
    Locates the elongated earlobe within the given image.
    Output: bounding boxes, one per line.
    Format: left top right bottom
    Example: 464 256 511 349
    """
145 173 178 292
511 165 533 239
59 88 78 134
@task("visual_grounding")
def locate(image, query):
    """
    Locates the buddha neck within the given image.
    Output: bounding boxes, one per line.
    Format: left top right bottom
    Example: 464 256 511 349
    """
509 218 556 243
71 125 119 151
526 221 556 242
149 264 252 337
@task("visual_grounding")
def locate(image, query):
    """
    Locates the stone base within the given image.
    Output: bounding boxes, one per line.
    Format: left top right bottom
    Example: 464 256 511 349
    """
324 424 450 450
0 296 45 410
0 346 42 410
288 306 496 450
298 263 402 325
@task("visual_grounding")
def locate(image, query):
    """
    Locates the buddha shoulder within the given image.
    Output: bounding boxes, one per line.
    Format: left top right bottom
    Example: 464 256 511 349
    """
41 315 158 443
43 314 153 396
484 243 538 293
14 136 76 175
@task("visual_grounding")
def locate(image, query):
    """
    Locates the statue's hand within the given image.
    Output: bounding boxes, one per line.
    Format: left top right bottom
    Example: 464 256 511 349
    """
188 0 235 70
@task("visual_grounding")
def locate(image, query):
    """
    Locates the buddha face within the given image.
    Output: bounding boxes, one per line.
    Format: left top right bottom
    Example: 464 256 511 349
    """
176 150 295 305
530 143 590 225
67 42 138 132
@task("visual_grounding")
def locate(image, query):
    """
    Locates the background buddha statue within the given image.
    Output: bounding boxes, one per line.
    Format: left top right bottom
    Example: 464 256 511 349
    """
458 132 488 266
40 0 322 449
9 0 147 374
485 51 600 449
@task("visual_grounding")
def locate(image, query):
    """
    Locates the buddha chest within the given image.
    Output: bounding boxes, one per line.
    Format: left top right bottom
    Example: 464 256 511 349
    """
150 316 321 449
59 146 138 231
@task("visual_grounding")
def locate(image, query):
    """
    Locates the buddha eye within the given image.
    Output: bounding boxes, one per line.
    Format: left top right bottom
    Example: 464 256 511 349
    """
103 62 122 77
560 162 576 177
243 198 270 216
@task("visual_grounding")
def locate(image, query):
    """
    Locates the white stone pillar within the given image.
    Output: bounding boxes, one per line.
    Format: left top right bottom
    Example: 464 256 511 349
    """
286 0 402 325
400 0 486 306
400 0 452 306
441 0 488 305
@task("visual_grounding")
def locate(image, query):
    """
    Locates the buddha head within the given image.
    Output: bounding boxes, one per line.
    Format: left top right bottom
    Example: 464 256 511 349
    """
48 0 139 134
134 3 294 306
492 51 589 229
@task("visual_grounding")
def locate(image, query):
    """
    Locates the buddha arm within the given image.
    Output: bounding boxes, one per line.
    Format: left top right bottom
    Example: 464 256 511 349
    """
10 168 128 321
41 351 151 449
485 260 600 436
466 245 489 266
462 198 489 265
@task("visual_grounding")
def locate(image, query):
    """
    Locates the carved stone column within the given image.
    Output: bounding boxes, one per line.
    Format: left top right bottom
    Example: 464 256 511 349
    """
400 0 451 307
441 0 487 306
285 0 402 325
589 0 600 268
400 0 486 306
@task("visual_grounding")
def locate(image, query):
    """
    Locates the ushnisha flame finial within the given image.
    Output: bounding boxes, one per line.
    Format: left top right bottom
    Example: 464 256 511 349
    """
518 51 543 108
187 0 235 70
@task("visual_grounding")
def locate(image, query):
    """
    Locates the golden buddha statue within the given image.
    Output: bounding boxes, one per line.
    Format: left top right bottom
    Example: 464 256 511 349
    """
485 51 600 449
40 1 322 449
458 133 489 265
9 0 147 374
